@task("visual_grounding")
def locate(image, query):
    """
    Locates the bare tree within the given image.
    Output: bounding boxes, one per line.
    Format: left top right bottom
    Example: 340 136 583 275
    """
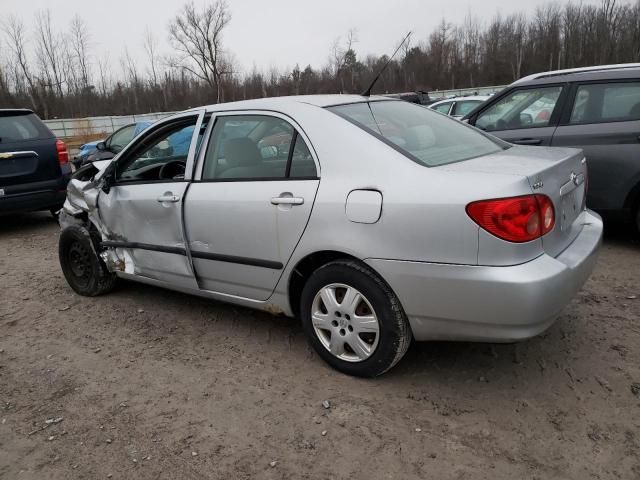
169 0 231 102
70 15 91 91
34 9 65 97
2 15 40 112
3 0 640 119
143 28 160 87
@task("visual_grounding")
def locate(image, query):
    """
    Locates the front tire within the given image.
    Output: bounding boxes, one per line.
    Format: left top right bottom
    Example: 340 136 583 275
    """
59 226 117 296
300 260 412 377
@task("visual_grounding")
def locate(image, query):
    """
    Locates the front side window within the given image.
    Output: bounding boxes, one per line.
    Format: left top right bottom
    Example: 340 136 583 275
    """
108 125 136 153
117 119 198 182
202 115 316 180
431 102 452 114
329 100 504 167
570 82 640 124
453 100 482 117
475 86 562 131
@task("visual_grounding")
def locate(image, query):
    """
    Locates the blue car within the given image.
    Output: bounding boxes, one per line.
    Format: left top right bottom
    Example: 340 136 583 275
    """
73 122 151 167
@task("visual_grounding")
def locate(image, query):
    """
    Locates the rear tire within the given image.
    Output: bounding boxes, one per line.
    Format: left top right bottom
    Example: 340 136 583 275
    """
300 260 412 377
59 225 117 296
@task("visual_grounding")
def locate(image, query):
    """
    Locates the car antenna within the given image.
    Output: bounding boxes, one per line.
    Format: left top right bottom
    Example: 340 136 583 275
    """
362 31 412 97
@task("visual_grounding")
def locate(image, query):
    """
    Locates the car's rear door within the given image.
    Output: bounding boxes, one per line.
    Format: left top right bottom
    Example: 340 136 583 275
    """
470 85 567 146
97 110 206 288
185 111 320 301
550 80 640 212
0 111 60 191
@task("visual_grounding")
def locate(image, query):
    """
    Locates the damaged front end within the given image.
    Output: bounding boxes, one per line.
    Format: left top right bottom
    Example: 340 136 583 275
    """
59 161 132 274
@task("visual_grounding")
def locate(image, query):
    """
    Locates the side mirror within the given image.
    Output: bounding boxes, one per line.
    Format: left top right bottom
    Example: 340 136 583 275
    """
96 141 107 151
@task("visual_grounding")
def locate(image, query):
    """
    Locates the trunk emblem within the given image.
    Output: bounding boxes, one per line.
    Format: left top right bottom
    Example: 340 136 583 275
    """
0 189 4 197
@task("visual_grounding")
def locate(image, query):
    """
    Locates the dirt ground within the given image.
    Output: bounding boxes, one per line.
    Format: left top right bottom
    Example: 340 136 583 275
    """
0 213 639 480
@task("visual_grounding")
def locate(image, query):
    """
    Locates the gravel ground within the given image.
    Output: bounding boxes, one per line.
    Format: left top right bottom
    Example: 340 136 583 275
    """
0 213 639 480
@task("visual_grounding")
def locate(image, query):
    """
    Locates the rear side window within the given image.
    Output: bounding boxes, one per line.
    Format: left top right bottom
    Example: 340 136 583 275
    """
570 82 640 124
329 101 504 167
0 113 52 142
202 115 316 180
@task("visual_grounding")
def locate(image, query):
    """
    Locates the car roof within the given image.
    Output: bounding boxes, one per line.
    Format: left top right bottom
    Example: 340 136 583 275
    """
0 108 35 116
197 94 392 113
431 96 489 105
512 63 640 86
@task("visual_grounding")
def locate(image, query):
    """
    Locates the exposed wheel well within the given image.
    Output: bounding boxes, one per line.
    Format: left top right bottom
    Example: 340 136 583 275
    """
288 251 362 317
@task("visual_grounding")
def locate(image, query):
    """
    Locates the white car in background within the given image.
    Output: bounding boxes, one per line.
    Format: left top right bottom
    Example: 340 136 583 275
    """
429 96 490 119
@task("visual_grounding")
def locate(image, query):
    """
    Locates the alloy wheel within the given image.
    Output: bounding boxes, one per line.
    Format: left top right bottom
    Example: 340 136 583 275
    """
311 283 380 362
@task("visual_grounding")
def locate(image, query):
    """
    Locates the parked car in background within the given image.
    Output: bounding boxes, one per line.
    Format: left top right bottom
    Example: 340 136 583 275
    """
58 95 601 377
74 122 152 168
383 91 433 105
0 109 71 216
429 96 490 119
462 63 640 232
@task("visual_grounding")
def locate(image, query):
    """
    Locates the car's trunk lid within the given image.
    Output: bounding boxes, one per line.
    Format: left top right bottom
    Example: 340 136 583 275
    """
441 145 588 258
0 111 60 190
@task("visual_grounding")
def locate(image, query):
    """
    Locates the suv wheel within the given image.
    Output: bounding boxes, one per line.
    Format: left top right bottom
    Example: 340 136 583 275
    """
59 225 117 296
300 260 412 377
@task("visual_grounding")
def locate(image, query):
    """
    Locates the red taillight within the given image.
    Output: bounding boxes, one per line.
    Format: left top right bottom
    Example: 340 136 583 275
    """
466 194 555 243
56 139 69 166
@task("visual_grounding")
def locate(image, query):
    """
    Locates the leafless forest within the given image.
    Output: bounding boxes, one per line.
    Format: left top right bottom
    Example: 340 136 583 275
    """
1 0 639 119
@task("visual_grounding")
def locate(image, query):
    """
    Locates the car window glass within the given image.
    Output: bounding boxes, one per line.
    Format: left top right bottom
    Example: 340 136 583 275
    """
453 101 481 117
0 113 50 142
475 86 562 131
330 101 505 167
202 115 294 180
117 119 197 182
109 125 135 153
289 135 317 178
432 102 452 114
570 82 640 124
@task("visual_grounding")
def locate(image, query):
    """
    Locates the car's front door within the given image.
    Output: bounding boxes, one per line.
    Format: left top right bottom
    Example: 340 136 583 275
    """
97 111 206 288
184 112 320 300
551 80 640 211
471 85 567 146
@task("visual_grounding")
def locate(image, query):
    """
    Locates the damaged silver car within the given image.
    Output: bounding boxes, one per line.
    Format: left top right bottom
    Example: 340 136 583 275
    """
59 95 603 377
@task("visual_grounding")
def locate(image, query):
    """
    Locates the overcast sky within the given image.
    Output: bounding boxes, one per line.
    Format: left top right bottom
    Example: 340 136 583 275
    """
4 0 594 77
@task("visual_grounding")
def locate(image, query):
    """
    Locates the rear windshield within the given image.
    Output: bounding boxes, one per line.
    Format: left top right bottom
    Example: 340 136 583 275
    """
0 112 52 143
328 100 506 167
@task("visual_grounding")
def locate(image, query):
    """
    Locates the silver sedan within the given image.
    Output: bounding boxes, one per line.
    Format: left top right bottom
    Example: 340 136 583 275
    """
58 95 602 377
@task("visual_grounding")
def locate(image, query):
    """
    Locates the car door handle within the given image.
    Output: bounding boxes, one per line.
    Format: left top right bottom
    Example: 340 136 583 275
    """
513 138 542 146
157 193 180 203
271 195 304 206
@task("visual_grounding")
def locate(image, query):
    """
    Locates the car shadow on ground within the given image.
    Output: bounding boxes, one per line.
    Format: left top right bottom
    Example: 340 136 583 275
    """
0 212 59 237
602 217 640 249
108 277 567 387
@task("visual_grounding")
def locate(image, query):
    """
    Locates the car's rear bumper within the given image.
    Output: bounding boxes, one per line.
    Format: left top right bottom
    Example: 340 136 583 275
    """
0 177 69 215
366 210 603 342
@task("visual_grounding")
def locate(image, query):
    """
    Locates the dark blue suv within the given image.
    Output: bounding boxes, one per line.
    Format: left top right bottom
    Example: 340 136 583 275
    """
0 109 71 215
